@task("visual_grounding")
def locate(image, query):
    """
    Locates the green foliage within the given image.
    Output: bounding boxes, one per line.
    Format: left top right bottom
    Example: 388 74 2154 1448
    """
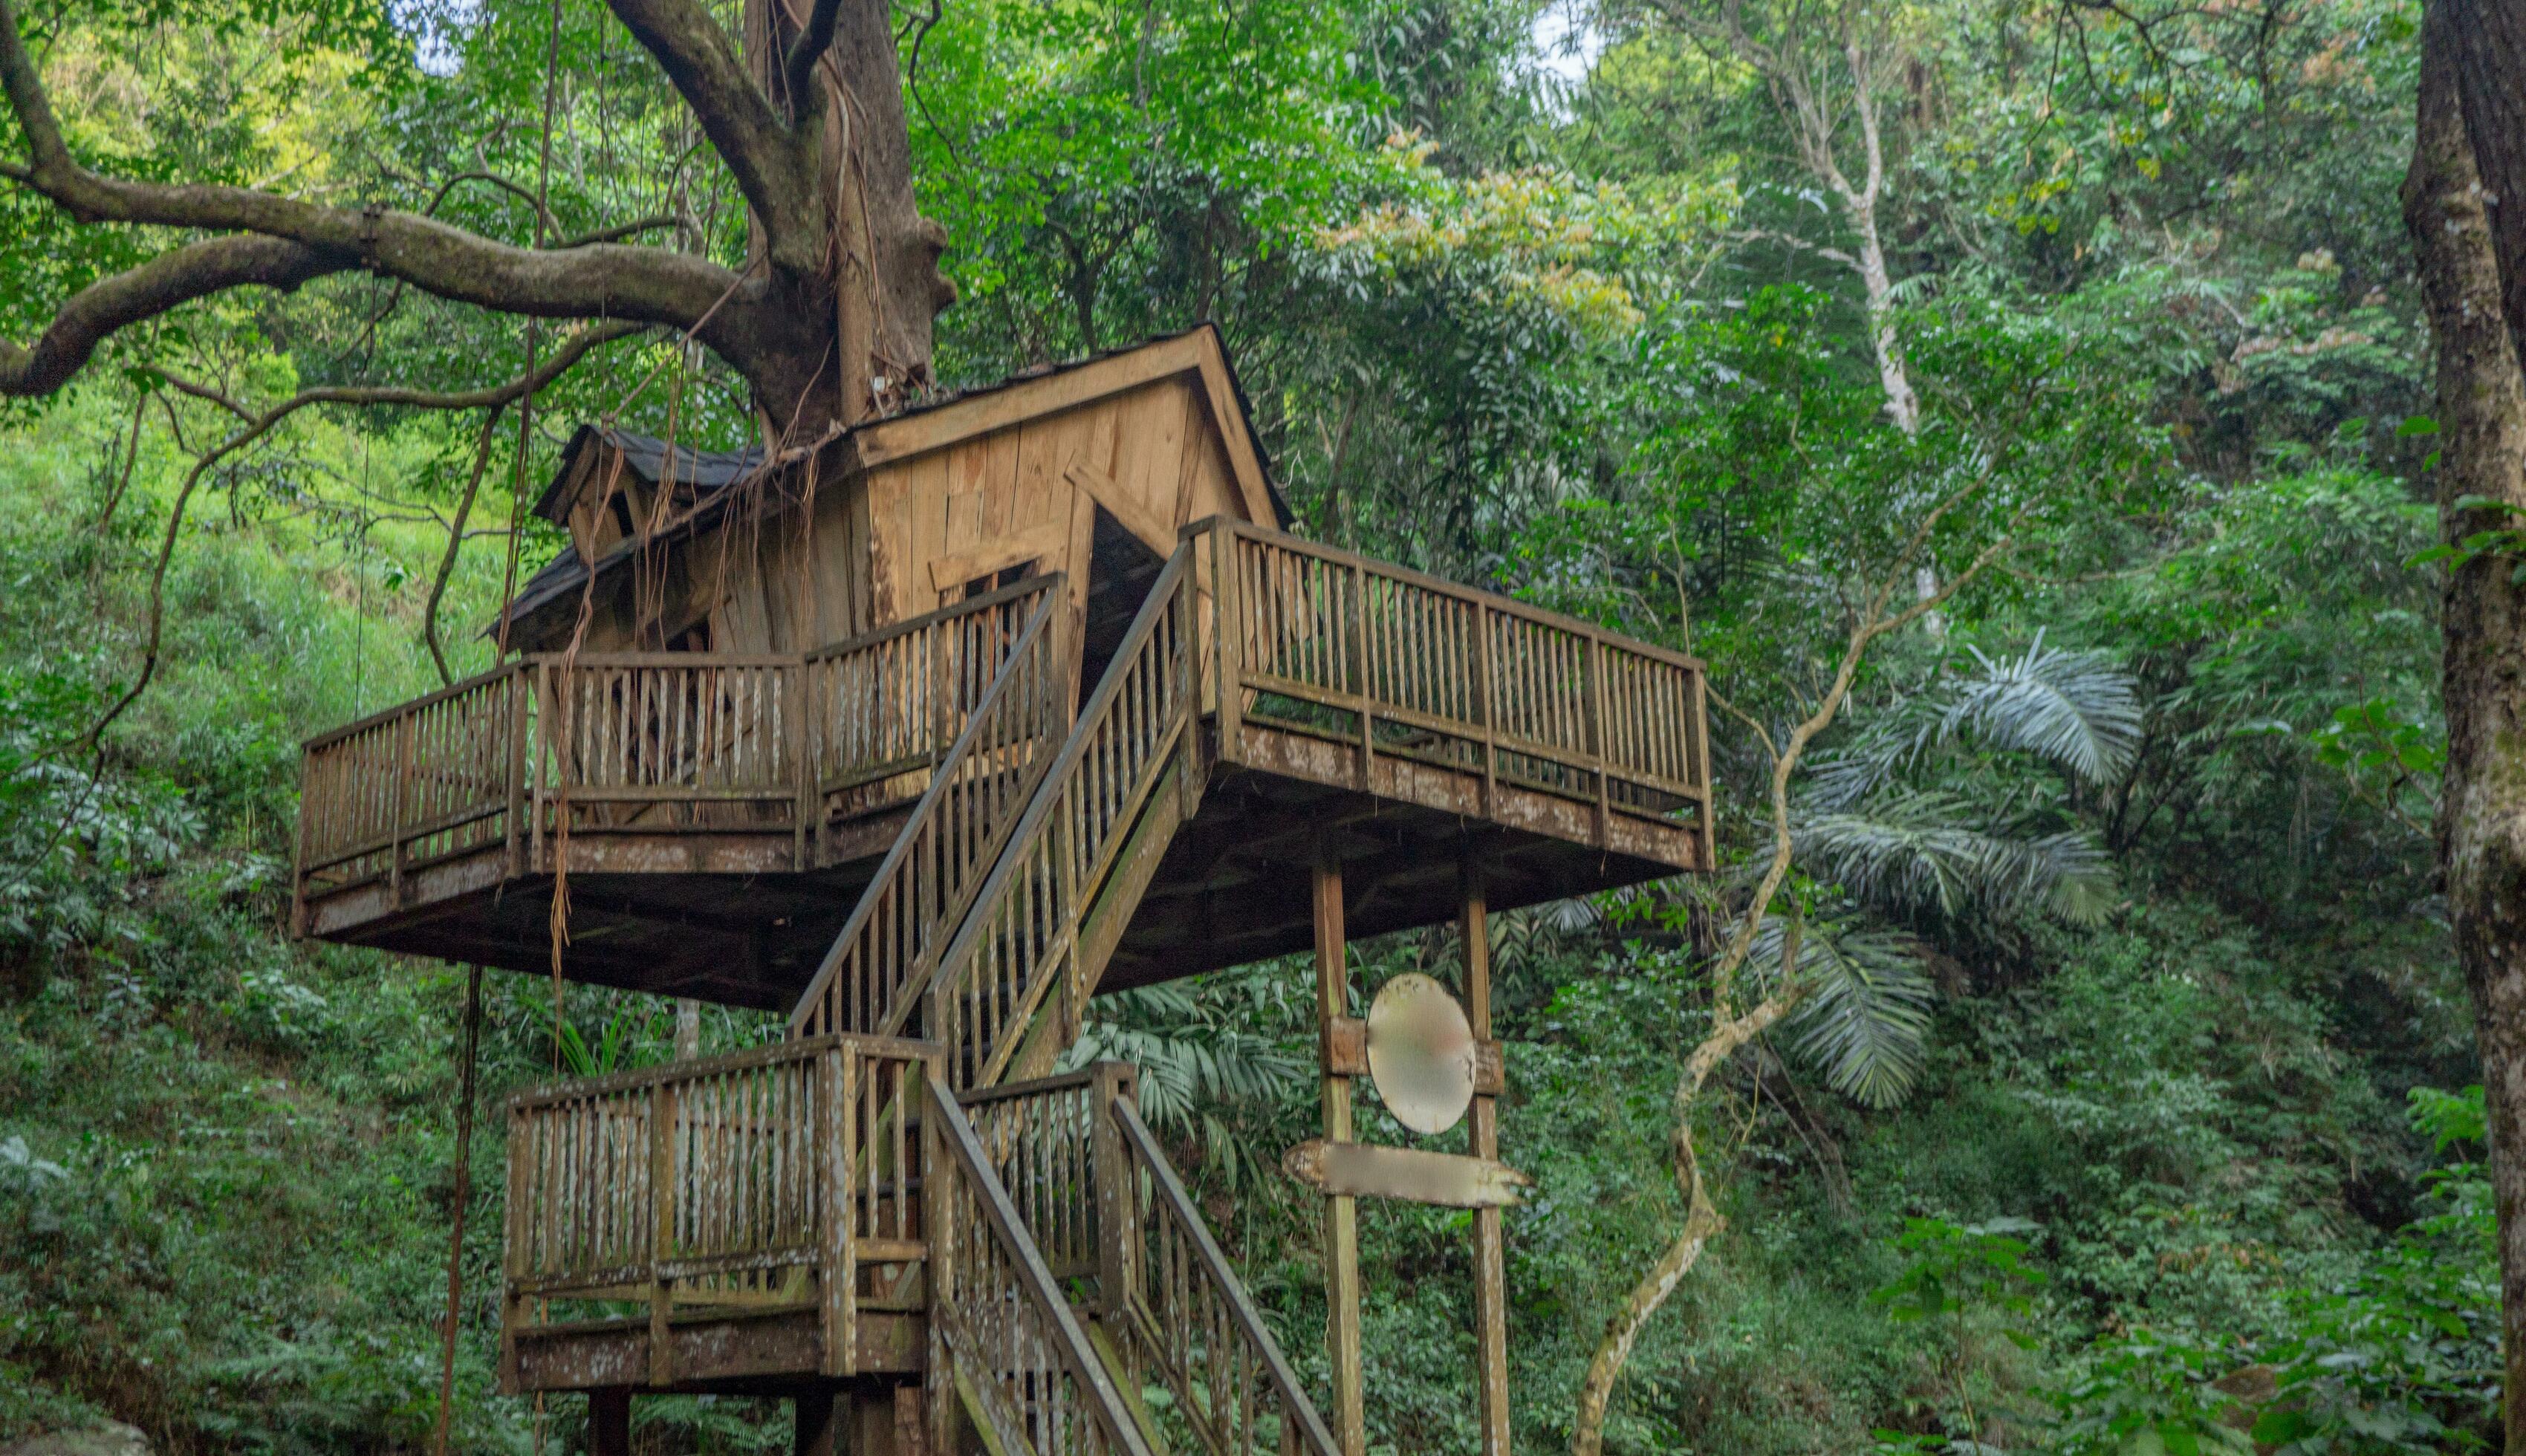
0 0 2484 1449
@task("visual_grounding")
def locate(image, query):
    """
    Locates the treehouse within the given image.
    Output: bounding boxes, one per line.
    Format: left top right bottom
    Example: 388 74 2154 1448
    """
291 325 1715 1456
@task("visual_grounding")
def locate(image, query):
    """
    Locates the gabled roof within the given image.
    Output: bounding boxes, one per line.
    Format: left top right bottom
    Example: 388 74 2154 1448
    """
530 426 767 525
493 324 1289 643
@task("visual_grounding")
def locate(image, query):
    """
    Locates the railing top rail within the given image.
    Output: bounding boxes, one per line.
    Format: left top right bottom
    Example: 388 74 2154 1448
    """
516 651 805 669
1111 1095 1343 1456
1186 516 1707 676
305 574 1059 753
785 585 1068 1036
504 1031 943 1110
954 1062 1114 1107
301 660 522 752
799 572 1058 663
929 1076 1156 1456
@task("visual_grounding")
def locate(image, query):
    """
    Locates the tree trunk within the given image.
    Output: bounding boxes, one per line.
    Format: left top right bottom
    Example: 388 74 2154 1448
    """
1848 191 1919 438
744 0 953 432
2405 10 2526 1449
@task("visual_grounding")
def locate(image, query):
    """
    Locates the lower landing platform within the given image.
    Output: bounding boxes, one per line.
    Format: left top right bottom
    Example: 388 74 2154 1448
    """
508 1307 926 1395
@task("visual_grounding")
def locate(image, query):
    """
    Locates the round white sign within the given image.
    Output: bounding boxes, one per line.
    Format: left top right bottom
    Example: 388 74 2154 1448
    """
1366 972 1477 1137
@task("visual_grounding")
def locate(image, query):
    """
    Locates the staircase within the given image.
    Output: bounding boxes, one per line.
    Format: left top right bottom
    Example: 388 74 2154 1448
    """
493 521 1715 1451
790 540 1325 1454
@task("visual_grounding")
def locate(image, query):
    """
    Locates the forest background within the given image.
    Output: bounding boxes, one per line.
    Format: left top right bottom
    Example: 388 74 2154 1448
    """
0 0 2490 1451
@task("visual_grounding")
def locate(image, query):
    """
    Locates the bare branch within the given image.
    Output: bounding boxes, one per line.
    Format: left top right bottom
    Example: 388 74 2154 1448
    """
83 320 642 744
426 406 507 686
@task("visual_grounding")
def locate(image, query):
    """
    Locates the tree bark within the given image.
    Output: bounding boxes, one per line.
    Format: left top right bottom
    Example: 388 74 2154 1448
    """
745 0 953 427
2405 10 2526 1449
2440 0 2526 360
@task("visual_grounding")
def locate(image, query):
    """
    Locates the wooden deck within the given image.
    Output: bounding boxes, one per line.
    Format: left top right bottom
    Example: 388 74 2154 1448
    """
503 1059 1337 1456
292 580 1053 1006
294 522 1708 1004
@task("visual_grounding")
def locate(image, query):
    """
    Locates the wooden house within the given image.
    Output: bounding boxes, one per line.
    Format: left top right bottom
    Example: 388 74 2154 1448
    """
498 326 1285 689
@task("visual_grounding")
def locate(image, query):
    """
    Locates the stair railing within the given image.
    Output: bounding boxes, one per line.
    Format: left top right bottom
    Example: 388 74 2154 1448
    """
790 582 1070 1039
925 544 1201 1089
1108 1096 1341 1456
926 1076 1156 1456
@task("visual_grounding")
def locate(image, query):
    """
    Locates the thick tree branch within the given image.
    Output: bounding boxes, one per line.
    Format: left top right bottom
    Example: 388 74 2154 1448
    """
83 320 643 747
0 235 348 397
601 0 820 255
0 0 784 397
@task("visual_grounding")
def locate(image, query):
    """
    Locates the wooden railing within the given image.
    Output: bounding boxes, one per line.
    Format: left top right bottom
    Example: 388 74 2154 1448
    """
790 585 1071 1040
1204 519 1711 856
296 663 524 901
925 544 1201 1090
803 576 1053 805
500 1034 938 1382
926 1076 1154 1456
294 577 1056 904
1110 1096 1340 1456
959 1065 1137 1289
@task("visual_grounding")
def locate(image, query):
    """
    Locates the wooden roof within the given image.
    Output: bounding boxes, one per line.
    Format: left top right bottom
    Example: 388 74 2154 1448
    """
492 325 1287 641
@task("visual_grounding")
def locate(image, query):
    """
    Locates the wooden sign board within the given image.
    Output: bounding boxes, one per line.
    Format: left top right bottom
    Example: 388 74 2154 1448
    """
1283 1138 1531 1209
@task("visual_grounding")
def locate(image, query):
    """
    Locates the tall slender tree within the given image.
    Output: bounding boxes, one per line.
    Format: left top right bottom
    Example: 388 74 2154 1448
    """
2404 3 2526 1445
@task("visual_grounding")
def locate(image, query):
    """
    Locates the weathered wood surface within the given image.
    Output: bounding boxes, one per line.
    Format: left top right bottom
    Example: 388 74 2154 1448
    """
1107 1095 1342 1456
1279 1139 1531 1209
957 1065 1134 1287
923 545 1201 1090
924 1075 1153 1456
1205 519 1710 864
295 579 1052 925
790 587 1070 1041
499 1034 940 1389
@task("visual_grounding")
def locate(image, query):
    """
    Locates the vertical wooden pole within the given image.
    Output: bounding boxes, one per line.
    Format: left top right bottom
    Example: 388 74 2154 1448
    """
588 1390 632 1456
1093 1062 1139 1321
431 966 485 1456
793 1387 839 1456
1462 868 1511 1456
1314 854 1366 1456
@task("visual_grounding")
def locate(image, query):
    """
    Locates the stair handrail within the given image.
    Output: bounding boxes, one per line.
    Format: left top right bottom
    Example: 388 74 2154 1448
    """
1108 1096 1342 1456
926 1075 1157 1456
789 582 1070 1039
923 542 1200 1088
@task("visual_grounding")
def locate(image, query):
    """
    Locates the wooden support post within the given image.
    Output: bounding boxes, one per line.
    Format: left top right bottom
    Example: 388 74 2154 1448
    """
1314 855 1366 1456
793 1387 840 1456
848 1388 915 1456
589 1390 632 1456
1462 868 1511 1456
1093 1063 1140 1321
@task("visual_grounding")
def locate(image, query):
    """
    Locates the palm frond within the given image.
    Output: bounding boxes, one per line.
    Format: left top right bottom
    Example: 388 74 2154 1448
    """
1064 986 1308 1193
1937 631 2142 785
1806 631 2141 808
1755 918 1936 1109
1797 790 2116 926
